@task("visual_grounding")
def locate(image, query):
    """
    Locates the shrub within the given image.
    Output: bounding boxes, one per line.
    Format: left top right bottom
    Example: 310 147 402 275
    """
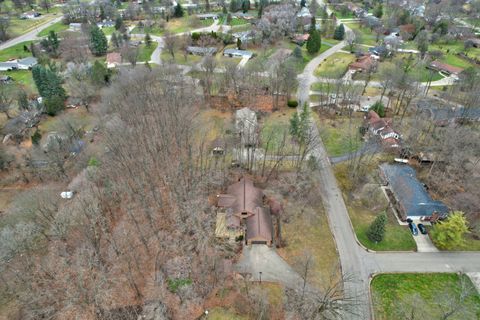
45 95 65 116
31 130 42 145
369 101 385 117
287 100 299 108
167 278 192 293
88 157 100 167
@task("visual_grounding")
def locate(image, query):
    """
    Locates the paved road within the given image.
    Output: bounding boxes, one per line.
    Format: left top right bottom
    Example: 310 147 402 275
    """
0 16 63 51
297 2 480 319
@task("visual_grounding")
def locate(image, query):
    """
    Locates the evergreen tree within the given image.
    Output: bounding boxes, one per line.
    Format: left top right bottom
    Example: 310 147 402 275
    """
230 0 237 12
431 212 470 250
242 0 249 13
237 37 242 49
293 46 303 59
258 4 263 18
115 16 123 30
366 213 387 243
91 61 110 86
306 29 321 55
111 32 119 48
145 33 152 47
300 0 306 7
32 65 66 101
45 95 65 116
333 23 345 40
174 3 184 17
373 4 383 18
31 130 42 145
369 101 385 117
89 25 108 56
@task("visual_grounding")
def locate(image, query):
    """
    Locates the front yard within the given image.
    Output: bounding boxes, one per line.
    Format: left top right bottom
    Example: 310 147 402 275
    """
334 161 417 251
372 273 480 320
314 115 363 157
314 52 356 79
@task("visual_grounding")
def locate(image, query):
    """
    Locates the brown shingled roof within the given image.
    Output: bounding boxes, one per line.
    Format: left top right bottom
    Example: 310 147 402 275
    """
246 207 272 245
429 60 464 75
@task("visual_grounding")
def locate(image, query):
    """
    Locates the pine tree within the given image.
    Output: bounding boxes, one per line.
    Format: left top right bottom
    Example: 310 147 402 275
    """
32 65 66 101
300 0 306 7
373 4 383 18
230 0 237 12
366 213 387 243
115 16 123 30
306 29 321 55
237 37 242 49
174 3 184 17
111 32 119 48
370 101 385 117
145 33 152 47
293 46 303 59
89 25 108 56
91 60 110 86
334 23 345 40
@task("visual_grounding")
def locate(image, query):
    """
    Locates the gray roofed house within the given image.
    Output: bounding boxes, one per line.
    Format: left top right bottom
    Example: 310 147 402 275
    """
223 49 253 58
0 62 19 71
196 13 218 20
186 46 217 56
17 57 38 69
380 163 449 221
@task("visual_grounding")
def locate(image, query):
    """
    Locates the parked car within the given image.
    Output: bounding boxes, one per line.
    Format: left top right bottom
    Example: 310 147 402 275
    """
418 223 427 235
408 222 418 236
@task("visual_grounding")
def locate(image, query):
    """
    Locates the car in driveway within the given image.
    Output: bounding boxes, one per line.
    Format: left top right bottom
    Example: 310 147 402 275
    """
418 223 427 235
408 222 418 236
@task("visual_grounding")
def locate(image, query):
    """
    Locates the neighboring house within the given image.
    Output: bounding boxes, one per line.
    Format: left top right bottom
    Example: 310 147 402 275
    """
196 13 218 20
235 107 258 146
384 34 402 49
380 163 449 221
211 137 226 155
216 177 273 245
69 23 82 31
0 57 37 71
291 33 310 45
20 11 41 19
186 46 217 56
106 52 122 68
428 60 464 76
366 110 400 149
3 110 41 140
0 62 18 71
97 20 115 28
368 45 390 58
232 12 254 20
296 6 312 22
233 31 255 43
223 48 253 59
17 57 38 70
416 98 480 125
466 38 480 48
348 54 377 72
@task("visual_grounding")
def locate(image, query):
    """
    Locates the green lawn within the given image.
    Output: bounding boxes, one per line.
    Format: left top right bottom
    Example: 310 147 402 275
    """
161 49 203 66
8 16 50 37
260 109 297 155
131 25 164 36
0 70 36 93
37 21 69 37
316 116 363 157
344 22 378 46
100 26 115 36
0 41 33 61
314 52 355 78
333 163 417 251
138 42 158 62
372 273 480 320
229 17 249 26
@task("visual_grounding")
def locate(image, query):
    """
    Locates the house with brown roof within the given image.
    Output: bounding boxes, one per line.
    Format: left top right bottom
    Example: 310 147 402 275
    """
216 177 273 246
366 111 400 149
428 60 464 76
106 52 122 68
349 54 377 72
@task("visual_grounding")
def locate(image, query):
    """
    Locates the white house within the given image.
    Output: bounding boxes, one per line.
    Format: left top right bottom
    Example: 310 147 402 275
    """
69 23 82 31
17 57 38 70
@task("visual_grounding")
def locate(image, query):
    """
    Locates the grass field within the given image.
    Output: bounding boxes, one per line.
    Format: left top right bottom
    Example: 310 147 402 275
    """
372 273 480 320
260 109 297 155
160 48 203 66
0 41 33 61
0 70 36 93
138 42 158 62
344 22 378 46
37 21 69 37
315 116 363 157
229 17 249 26
314 52 355 78
8 16 50 37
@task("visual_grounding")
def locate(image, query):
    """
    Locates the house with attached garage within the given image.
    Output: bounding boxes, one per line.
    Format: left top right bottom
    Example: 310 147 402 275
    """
380 163 449 222
0 57 37 71
215 177 273 246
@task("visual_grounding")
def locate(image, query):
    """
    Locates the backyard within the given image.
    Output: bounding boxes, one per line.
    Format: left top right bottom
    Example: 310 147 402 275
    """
372 273 480 320
344 22 378 46
0 41 33 61
0 70 36 93
138 43 158 62
315 115 363 157
37 21 69 37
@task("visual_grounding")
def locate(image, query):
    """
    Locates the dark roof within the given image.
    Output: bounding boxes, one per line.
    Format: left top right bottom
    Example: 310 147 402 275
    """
217 177 263 215
246 207 272 243
429 60 464 75
380 164 449 218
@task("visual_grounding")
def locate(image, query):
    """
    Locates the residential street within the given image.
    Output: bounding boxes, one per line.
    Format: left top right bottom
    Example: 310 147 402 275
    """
0 16 63 51
297 3 480 319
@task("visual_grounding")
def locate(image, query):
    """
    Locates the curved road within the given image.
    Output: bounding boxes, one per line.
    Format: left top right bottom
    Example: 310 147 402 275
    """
0 16 63 51
298 3 480 319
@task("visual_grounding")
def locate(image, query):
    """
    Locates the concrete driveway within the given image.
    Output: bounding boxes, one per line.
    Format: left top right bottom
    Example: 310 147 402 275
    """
235 245 303 289
414 233 439 252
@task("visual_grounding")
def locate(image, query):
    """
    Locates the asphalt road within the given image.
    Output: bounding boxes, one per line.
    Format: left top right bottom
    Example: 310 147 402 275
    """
297 1 480 319
0 16 63 51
